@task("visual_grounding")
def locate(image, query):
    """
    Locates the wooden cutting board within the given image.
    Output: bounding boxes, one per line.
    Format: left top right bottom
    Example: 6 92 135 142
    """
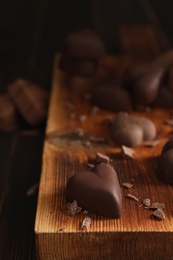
35 26 173 260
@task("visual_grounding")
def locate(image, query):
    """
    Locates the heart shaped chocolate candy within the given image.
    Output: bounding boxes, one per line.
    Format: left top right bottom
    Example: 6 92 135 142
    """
157 139 173 184
66 163 122 218
112 113 156 147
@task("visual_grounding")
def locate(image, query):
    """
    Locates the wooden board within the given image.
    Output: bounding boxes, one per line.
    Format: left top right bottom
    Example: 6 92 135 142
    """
35 26 173 260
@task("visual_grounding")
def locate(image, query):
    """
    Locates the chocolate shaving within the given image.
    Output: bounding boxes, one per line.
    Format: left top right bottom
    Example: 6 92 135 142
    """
143 198 151 207
87 163 95 168
122 182 133 189
122 145 135 158
143 140 160 147
126 194 139 202
81 217 92 229
153 209 165 220
67 200 82 216
149 202 164 210
96 152 110 164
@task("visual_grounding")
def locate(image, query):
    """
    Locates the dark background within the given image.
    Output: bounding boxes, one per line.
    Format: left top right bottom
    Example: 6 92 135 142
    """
1 0 173 91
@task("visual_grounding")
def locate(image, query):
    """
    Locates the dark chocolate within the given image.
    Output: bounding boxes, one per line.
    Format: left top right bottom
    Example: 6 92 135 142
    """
158 149 173 184
112 113 156 147
59 57 97 77
66 163 122 219
91 85 133 112
132 66 165 105
153 86 173 108
162 139 173 155
62 30 106 60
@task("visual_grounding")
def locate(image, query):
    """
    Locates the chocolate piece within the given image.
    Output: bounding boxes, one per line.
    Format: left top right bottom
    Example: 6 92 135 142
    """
153 87 173 108
132 66 165 105
7 79 49 126
153 209 165 220
59 57 97 77
122 182 133 189
162 139 173 155
81 217 92 229
126 194 139 202
0 94 18 132
123 63 148 90
121 145 135 158
91 85 133 112
112 113 156 147
62 30 106 60
158 149 173 184
66 163 122 218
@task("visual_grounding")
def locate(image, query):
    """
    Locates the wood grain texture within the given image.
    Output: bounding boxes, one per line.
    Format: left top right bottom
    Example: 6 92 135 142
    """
35 26 173 260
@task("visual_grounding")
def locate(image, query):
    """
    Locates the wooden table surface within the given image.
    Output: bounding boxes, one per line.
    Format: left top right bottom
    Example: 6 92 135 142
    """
1 1 173 259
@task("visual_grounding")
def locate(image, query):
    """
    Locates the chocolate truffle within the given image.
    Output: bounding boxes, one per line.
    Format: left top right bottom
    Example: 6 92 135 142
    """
158 149 173 184
66 163 122 219
112 113 156 147
63 30 106 60
91 85 133 112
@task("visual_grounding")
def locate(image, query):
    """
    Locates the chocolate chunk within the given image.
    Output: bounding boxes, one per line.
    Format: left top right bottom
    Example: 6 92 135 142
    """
66 163 122 219
153 209 165 220
59 57 97 77
158 149 173 184
62 30 106 59
91 85 133 112
7 79 49 126
111 113 156 147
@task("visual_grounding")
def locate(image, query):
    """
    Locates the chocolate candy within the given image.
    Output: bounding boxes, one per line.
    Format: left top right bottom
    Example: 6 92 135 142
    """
62 30 106 60
132 66 165 105
7 79 49 126
59 57 97 77
0 94 18 132
158 139 173 184
112 113 156 147
153 87 173 108
66 163 122 219
91 85 133 112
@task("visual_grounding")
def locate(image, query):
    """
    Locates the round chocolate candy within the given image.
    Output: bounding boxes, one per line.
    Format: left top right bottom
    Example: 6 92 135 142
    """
62 30 106 60
91 85 133 112
158 149 173 184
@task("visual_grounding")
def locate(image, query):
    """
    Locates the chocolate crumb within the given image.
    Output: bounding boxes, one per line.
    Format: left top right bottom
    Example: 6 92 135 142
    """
67 200 82 215
143 198 151 207
81 217 92 229
122 145 135 158
59 226 66 232
91 106 100 115
126 194 139 202
83 140 92 148
122 182 133 189
83 210 89 214
79 115 87 122
96 152 110 164
153 209 165 220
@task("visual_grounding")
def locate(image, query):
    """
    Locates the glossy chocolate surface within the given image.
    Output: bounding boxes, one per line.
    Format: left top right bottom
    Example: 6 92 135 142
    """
66 163 122 219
